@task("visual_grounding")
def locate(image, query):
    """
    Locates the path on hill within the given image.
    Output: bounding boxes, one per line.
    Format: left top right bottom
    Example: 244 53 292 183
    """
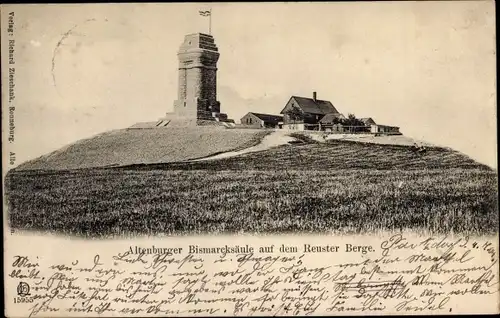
322 133 436 147
191 130 439 162
193 130 295 161
303 132 435 147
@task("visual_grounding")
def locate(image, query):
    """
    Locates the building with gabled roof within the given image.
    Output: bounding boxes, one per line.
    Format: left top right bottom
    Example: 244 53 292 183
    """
240 112 283 129
241 91 402 134
319 113 346 124
280 92 340 130
359 117 377 126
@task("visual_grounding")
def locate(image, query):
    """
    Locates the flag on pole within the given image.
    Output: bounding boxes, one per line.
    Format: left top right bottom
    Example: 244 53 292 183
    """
199 9 212 35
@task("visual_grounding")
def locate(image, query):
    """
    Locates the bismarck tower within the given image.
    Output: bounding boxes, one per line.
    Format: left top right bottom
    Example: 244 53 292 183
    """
130 32 233 129
170 33 230 124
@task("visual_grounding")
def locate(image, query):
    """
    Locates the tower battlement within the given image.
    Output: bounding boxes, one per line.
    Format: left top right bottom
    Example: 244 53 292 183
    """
179 33 219 52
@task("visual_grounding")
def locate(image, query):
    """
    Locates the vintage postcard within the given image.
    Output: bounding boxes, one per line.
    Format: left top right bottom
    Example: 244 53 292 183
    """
2 2 498 317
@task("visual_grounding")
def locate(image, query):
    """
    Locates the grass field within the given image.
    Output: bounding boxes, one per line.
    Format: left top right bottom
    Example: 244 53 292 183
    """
5 138 498 237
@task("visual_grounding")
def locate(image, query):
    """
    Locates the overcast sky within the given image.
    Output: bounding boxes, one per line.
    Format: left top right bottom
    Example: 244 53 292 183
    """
2 2 496 168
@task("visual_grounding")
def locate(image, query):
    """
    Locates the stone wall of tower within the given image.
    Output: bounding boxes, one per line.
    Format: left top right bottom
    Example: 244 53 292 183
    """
177 68 187 100
186 67 203 100
202 68 217 101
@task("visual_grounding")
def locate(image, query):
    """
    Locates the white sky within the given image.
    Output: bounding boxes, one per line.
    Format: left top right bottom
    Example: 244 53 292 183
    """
1 2 497 168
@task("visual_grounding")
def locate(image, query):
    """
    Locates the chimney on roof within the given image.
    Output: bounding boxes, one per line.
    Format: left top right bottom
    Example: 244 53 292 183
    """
313 91 317 102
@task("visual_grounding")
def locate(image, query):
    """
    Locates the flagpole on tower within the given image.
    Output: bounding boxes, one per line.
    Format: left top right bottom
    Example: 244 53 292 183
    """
209 7 212 35
199 8 212 35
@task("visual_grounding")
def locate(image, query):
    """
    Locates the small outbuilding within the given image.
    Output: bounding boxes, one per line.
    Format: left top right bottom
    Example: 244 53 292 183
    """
359 117 377 126
240 112 283 129
370 124 401 134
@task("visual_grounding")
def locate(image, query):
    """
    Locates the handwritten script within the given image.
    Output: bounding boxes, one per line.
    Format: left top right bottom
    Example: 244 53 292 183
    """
6 234 499 316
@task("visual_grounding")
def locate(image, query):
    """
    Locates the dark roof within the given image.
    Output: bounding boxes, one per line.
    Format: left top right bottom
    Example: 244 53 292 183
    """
290 96 339 115
359 117 377 125
319 113 346 124
247 112 283 123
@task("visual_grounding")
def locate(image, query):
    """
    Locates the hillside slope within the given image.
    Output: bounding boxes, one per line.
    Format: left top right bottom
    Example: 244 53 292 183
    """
128 138 489 171
15 127 269 171
6 137 497 237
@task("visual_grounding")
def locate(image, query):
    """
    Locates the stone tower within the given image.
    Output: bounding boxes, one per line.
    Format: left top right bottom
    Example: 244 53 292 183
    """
173 33 227 122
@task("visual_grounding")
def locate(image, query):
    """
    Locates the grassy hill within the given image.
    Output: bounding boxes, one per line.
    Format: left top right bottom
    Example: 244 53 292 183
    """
132 137 487 171
16 127 269 171
5 134 497 238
